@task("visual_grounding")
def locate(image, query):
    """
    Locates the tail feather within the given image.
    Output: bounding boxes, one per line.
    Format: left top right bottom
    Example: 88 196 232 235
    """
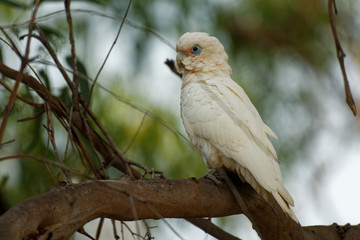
273 191 299 223
237 166 299 223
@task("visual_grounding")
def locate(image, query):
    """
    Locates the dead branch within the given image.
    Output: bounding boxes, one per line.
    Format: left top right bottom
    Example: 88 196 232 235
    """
328 0 357 116
88 0 133 104
0 0 41 143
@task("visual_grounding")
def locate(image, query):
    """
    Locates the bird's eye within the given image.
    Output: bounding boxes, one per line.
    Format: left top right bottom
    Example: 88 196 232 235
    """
190 44 202 56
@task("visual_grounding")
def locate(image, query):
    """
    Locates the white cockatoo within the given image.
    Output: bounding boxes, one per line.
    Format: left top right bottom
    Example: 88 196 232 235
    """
176 32 298 222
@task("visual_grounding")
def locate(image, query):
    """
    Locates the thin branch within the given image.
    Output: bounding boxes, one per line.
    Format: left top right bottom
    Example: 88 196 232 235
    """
65 0 80 111
0 28 22 58
220 169 261 238
0 80 44 108
17 109 45 122
77 228 96 240
95 217 105 240
78 107 108 178
0 9 175 51
129 196 141 240
32 59 190 145
165 59 182 79
33 29 74 89
123 113 146 154
79 98 134 176
111 219 120 240
145 203 186 240
0 0 41 143
72 129 103 179
328 0 357 116
88 0 133 104
185 218 242 240
44 104 71 182
0 154 95 180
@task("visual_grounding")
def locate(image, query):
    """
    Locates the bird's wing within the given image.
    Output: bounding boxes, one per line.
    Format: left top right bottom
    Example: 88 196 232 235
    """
207 76 278 161
182 76 282 191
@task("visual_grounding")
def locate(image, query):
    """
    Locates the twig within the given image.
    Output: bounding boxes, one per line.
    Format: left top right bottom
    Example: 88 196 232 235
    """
65 0 80 112
33 29 74 89
0 9 175 51
111 219 120 240
71 129 102 179
32 59 190 145
0 28 22 58
328 0 357 116
145 203 185 240
219 168 261 238
78 108 108 178
17 109 45 122
0 139 15 148
79 98 134 176
95 217 105 240
0 80 44 108
129 196 141 240
0 0 41 143
185 218 242 240
127 160 164 179
44 103 71 182
123 113 146 154
77 228 96 240
88 0 133 105
0 154 95 179
165 59 182 79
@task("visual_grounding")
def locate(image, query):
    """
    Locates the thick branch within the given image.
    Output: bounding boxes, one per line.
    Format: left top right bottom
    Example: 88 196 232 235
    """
0 174 359 240
0 176 243 239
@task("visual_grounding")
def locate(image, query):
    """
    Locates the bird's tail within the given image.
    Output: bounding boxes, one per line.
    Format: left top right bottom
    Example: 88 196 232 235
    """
272 189 299 223
238 166 299 223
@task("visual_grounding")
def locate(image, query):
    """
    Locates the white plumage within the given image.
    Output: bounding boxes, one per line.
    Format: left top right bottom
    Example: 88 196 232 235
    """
176 32 298 222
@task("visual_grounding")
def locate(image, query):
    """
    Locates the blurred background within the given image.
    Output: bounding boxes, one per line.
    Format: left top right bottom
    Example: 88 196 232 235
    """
0 0 359 239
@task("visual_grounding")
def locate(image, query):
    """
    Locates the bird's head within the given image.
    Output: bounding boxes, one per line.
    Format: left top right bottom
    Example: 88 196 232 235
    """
176 32 232 77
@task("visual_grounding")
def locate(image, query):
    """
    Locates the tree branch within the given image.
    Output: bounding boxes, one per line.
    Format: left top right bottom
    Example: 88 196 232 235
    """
0 61 140 178
328 0 357 116
0 173 359 240
0 176 243 239
0 0 41 143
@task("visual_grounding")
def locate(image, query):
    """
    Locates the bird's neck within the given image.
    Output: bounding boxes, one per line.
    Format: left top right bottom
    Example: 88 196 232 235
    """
181 68 230 89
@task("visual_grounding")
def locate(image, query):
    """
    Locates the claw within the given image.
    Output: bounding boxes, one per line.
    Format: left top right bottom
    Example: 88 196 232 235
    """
203 168 223 186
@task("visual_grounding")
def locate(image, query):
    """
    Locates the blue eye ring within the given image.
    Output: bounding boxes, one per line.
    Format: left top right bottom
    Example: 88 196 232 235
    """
190 44 202 56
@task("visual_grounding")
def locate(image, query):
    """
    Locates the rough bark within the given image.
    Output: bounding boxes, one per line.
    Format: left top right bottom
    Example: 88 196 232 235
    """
0 174 359 240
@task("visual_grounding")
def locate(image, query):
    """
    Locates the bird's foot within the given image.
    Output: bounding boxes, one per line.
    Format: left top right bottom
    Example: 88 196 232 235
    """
203 168 223 186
